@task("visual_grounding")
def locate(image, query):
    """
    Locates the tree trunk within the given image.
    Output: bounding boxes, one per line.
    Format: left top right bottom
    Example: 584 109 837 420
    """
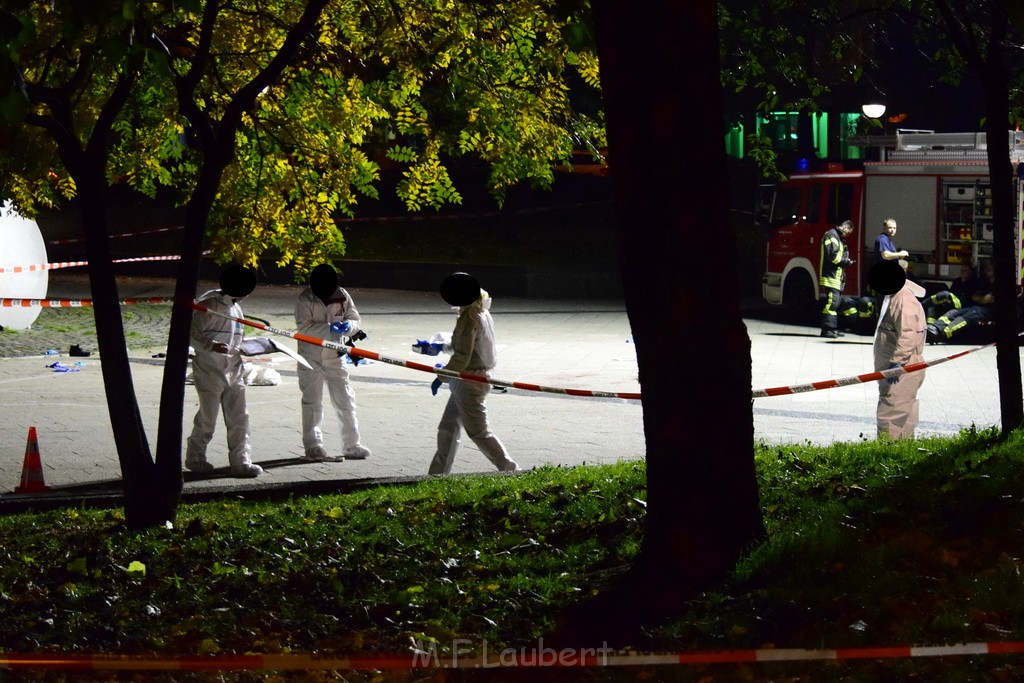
153 162 229 518
76 166 164 528
147 0 333 525
561 0 765 642
982 67 1024 433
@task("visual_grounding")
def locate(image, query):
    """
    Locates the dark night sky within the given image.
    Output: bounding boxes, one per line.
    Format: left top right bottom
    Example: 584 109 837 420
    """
866 24 987 132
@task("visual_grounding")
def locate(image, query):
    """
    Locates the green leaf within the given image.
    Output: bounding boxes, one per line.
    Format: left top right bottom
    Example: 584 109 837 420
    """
211 562 236 575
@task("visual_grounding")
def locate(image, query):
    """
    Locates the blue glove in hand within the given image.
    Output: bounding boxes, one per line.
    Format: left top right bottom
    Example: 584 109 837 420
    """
431 363 445 395
331 321 351 335
886 363 901 385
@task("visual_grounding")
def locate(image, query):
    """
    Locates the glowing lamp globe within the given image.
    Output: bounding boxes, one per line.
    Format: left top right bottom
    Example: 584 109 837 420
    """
861 103 886 119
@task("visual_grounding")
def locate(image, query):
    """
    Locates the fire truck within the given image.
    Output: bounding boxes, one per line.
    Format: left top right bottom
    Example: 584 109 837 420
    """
759 130 1024 312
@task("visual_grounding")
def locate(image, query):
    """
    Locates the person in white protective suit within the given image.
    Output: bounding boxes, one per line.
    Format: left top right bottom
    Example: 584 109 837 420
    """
428 272 519 475
295 264 371 461
185 265 263 478
870 259 927 439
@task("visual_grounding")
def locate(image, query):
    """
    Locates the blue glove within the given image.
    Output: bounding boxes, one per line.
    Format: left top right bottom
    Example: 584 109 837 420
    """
413 339 444 356
331 321 351 335
885 363 901 385
431 363 445 395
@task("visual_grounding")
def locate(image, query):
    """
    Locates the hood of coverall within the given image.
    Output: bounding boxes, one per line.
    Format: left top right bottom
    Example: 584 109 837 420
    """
219 265 257 299
309 264 339 300
440 272 481 307
868 259 906 296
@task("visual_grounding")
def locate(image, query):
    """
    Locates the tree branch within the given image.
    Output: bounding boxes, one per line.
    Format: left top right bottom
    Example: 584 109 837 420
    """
221 0 331 135
932 0 984 66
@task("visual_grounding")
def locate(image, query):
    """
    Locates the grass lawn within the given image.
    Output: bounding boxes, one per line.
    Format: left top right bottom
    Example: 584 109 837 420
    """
2 427 1024 681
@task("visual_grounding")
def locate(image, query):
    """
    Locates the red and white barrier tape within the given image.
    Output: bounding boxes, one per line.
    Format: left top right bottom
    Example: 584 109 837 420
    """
751 343 988 398
47 225 184 246
192 304 1007 401
191 303 643 400
4 297 1002 400
0 254 187 274
2 640 1024 671
0 297 173 308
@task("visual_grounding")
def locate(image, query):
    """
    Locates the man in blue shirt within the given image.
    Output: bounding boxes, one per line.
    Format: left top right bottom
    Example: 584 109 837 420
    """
875 218 909 262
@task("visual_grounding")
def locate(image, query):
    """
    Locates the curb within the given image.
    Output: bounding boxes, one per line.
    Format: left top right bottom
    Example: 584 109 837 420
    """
0 471 526 516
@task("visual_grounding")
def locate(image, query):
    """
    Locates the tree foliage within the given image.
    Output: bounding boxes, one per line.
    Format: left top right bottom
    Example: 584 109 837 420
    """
717 0 873 174
0 0 603 527
2 0 603 271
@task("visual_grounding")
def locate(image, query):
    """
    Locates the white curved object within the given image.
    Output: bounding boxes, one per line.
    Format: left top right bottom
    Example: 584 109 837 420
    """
0 202 49 330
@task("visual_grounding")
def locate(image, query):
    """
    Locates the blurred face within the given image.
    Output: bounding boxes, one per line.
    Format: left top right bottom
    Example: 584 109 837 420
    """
885 223 897 237
960 265 972 280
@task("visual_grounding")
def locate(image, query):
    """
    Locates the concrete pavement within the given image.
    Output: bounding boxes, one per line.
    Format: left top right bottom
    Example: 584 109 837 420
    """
0 273 1012 509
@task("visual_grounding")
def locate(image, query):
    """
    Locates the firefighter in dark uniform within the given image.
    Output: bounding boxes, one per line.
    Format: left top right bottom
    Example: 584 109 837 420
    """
819 220 856 338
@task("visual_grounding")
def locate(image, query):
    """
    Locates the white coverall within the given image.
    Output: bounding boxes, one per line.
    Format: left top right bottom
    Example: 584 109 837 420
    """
295 286 364 455
873 281 927 439
185 290 254 468
428 296 519 475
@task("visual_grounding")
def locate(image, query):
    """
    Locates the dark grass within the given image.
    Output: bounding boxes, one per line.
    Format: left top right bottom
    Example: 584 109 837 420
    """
4 427 1024 681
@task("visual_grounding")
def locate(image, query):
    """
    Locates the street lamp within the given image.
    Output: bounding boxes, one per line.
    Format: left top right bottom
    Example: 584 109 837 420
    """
861 101 887 161
861 102 886 119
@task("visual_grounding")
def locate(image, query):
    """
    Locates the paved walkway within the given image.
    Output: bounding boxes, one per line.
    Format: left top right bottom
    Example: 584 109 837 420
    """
0 274 1012 508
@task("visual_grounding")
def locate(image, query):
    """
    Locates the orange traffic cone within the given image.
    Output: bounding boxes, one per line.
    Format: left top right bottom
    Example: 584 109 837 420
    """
14 426 50 493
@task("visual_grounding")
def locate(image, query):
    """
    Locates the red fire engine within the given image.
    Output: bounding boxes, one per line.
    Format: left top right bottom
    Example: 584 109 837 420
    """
759 130 1024 310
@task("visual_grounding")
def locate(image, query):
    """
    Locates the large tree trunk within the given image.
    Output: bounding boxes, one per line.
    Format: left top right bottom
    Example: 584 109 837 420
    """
976 1 1024 434
934 0 1022 435
983 77 1024 433
76 167 163 527
146 0 333 526
558 0 764 643
43 58 171 529
152 162 230 520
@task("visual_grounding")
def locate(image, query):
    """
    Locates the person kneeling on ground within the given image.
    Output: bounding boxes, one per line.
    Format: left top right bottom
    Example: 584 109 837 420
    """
925 264 978 324
927 262 995 343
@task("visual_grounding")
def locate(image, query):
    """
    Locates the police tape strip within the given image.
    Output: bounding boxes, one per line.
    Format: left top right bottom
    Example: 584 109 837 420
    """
191 303 643 400
19 295 996 400
46 225 184 246
0 297 174 308
751 343 990 398
0 294 1003 401
193 304 1007 401
0 254 187 274
2 640 1024 670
